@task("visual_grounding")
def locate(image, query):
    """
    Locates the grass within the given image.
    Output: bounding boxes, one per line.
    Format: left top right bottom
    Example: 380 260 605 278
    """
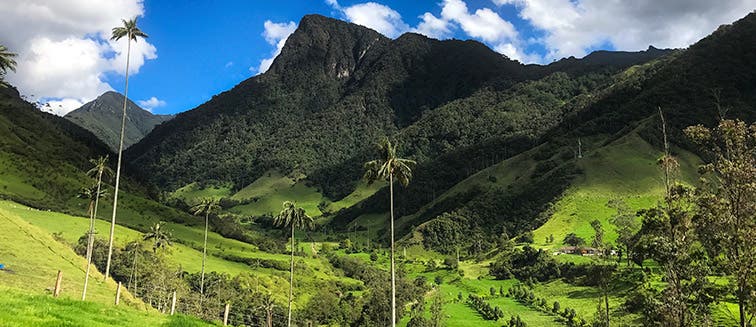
0 286 211 327
170 182 232 203
0 203 141 307
228 171 326 217
532 131 699 250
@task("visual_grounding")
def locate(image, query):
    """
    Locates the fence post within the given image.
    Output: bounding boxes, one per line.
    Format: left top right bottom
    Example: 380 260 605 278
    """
223 303 230 326
53 270 63 297
170 291 177 315
115 282 121 305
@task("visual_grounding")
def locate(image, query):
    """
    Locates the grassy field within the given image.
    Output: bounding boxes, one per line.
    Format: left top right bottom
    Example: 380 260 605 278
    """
0 199 362 309
532 131 699 250
0 287 210 327
0 203 142 307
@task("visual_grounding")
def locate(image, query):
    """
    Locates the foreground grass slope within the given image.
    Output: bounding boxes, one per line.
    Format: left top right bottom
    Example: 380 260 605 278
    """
0 202 140 306
0 287 209 327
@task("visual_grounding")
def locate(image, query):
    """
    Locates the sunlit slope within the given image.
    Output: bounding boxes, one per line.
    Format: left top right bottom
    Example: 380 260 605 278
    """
0 286 210 327
0 203 141 306
532 131 699 249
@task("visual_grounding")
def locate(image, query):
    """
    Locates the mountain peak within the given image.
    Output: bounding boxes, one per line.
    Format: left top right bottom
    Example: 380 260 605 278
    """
64 92 172 151
265 14 390 80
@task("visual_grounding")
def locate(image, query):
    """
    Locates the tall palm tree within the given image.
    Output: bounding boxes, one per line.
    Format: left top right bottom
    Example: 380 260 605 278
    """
364 137 415 327
190 198 220 296
274 201 314 327
125 240 141 295
104 18 148 281
77 185 107 300
143 221 172 253
0 45 17 87
85 156 112 262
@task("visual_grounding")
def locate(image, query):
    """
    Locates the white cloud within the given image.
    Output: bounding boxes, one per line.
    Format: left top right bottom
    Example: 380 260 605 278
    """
324 0 539 62
413 12 452 39
498 0 756 60
137 96 166 111
254 20 297 74
342 2 410 38
441 0 517 42
0 0 157 115
42 98 85 116
225 61 234 68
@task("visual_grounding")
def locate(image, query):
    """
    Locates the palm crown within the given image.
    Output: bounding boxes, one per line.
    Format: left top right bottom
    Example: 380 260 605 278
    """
87 156 113 180
364 137 416 187
143 221 172 252
0 45 17 74
274 201 314 230
111 18 149 42
191 198 221 217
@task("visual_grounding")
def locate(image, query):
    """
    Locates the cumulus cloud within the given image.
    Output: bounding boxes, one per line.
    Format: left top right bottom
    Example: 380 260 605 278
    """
325 0 539 62
342 2 410 38
43 98 86 116
254 20 297 74
138 96 166 111
0 0 157 115
413 12 452 39
497 0 756 60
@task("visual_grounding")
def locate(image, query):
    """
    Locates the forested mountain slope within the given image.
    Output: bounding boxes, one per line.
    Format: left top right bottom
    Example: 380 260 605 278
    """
125 14 670 202
65 91 173 152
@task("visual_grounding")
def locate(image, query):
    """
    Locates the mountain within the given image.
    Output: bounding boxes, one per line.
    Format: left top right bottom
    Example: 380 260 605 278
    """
0 86 112 210
65 91 173 152
125 14 671 199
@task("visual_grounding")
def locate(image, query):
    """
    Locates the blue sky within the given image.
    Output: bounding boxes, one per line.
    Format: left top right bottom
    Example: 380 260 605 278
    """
2 0 754 115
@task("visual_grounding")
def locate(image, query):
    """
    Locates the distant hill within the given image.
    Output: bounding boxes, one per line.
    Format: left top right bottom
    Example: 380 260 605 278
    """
65 91 173 152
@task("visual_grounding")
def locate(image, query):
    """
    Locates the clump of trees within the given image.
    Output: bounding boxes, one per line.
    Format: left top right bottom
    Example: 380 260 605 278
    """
467 294 504 321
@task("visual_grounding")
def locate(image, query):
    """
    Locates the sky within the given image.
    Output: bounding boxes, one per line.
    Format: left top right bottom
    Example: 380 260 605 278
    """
1 0 754 116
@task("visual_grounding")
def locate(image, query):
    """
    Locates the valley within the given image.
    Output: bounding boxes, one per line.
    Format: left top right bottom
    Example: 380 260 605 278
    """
0 6 754 327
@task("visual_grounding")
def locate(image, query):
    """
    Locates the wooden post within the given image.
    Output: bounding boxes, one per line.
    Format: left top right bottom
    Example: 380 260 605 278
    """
170 291 177 315
53 270 63 297
223 303 230 326
115 282 122 305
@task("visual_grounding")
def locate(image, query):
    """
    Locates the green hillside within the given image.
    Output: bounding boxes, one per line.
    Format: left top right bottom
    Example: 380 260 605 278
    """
0 202 140 306
0 287 209 327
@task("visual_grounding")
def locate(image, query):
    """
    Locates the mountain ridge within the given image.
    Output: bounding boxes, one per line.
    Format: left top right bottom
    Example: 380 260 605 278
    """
125 13 673 201
65 91 173 152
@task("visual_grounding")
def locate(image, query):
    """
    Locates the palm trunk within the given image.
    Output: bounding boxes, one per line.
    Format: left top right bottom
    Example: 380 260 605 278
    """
82 201 95 300
104 35 131 281
201 212 209 296
389 173 396 327
288 223 294 327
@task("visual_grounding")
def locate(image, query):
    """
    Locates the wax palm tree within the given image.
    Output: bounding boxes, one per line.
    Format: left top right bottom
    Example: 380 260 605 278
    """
125 240 142 295
143 221 172 253
104 18 148 281
190 198 221 296
0 45 17 87
85 156 112 260
274 201 314 327
77 185 107 300
364 137 415 327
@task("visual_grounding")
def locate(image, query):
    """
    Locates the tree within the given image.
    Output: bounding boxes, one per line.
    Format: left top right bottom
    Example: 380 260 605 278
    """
634 110 714 326
143 221 172 253
0 45 17 87
429 293 444 327
77 185 107 300
590 219 604 251
608 199 640 266
85 156 112 263
274 201 314 327
562 233 585 246
364 136 416 327
685 119 756 327
190 198 220 297
104 18 148 281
